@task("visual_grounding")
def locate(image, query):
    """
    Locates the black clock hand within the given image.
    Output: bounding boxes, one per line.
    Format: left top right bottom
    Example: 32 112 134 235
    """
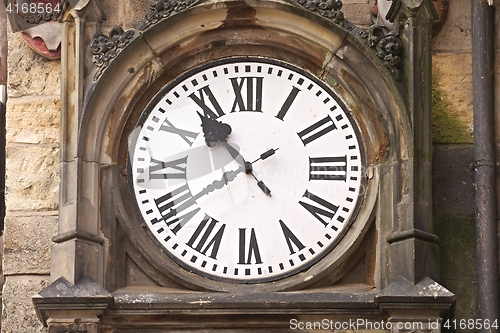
196 110 276 197
197 112 232 147
193 165 245 200
162 166 245 221
251 148 279 164
250 173 272 196
221 142 253 174
221 142 274 196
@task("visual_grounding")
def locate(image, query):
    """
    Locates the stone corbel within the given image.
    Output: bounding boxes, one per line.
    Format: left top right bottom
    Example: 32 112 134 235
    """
52 0 107 286
376 277 455 333
33 277 113 333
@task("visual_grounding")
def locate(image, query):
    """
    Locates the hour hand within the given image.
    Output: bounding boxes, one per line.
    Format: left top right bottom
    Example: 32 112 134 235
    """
197 112 232 147
222 142 253 174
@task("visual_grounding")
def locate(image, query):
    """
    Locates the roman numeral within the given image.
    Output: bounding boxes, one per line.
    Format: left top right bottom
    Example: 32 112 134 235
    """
279 220 305 255
238 228 263 264
299 190 339 227
186 216 225 259
188 85 225 119
297 115 337 146
151 184 200 234
159 118 198 146
275 86 300 120
149 156 187 180
309 156 347 181
230 77 263 112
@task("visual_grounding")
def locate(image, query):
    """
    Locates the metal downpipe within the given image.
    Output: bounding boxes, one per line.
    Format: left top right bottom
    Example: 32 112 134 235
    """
472 0 499 330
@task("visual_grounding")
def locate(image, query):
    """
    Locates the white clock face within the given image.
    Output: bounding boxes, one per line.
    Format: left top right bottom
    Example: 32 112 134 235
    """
128 57 364 283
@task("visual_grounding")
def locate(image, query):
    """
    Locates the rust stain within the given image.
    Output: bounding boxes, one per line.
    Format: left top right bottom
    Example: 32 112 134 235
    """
340 68 389 165
108 62 158 167
222 0 257 27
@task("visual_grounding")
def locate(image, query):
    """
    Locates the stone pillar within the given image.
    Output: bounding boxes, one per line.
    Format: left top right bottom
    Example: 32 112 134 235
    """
385 0 440 284
51 0 106 285
31 2 109 332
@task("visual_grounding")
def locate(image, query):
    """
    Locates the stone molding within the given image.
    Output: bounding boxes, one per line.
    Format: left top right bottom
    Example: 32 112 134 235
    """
33 275 454 330
89 0 404 82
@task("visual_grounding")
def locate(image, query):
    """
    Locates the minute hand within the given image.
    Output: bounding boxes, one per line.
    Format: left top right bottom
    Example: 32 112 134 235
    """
192 165 245 200
161 166 245 222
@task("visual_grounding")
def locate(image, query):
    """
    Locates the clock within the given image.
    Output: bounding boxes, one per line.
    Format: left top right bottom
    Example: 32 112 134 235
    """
128 57 365 283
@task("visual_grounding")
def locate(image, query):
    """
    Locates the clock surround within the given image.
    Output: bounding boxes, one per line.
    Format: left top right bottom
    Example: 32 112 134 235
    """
32 0 455 331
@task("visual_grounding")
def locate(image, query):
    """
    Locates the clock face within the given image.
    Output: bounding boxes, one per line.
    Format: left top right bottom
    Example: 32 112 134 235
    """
128 57 365 283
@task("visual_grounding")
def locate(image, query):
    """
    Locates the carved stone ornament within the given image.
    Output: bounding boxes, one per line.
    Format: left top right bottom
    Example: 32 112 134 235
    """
141 0 200 29
289 0 403 80
293 0 345 25
90 0 403 82
91 26 137 81
359 25 402 80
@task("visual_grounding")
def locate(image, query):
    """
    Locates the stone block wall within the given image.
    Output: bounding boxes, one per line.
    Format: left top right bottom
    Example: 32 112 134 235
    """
0 0 498 332
1 24 60 333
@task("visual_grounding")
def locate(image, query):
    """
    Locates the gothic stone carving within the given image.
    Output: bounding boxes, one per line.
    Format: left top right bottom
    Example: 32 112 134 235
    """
142 0 200 28
91 26 137 81
360 25 402 80
90 0 403 83
293 0 345 25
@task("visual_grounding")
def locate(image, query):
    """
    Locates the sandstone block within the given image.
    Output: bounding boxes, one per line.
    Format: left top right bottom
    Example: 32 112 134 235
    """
5 146 59 212
1 276 49 333
432 53 473 143
124 0 150 29
342 3 372 28
3 215 57 275
99 0 124 30
6 98 60 145
432 0 471 52
7 31 61 98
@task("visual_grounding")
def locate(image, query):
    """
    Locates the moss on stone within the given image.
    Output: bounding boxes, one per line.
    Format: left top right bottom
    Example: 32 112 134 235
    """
434 214 478 325
432 75 474 144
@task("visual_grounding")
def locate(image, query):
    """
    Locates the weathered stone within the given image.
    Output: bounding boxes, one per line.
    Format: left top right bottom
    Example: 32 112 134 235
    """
434 215 477 322
431 0 471 52
99 0 123 31
1 276 49 333
124 0 151 29
6 30 61 98
432 144 474 215
6 97 60 145
342 3 372 28
3 215 57 275
5 146 59 212
432 53 473 143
